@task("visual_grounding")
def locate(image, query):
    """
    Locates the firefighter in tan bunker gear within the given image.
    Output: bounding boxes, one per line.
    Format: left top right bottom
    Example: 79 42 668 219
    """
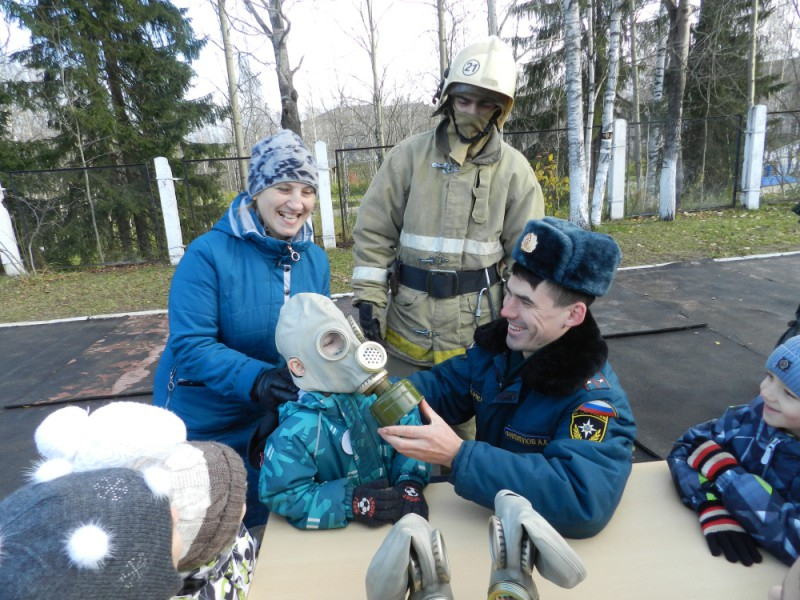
351 36 544 371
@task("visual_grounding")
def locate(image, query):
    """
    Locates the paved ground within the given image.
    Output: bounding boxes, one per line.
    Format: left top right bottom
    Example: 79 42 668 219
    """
1 252 798 499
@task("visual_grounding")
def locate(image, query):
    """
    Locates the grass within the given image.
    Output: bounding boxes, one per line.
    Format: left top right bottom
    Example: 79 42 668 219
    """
1 202 798 324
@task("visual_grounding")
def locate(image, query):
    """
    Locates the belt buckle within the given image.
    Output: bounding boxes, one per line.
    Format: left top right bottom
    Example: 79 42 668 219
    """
426 269 459 298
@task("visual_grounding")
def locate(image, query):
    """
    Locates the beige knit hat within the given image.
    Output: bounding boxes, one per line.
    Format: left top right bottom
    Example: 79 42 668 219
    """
128 441 248 571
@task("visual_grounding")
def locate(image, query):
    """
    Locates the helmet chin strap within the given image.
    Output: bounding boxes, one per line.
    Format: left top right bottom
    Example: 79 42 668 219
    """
447 105 501 144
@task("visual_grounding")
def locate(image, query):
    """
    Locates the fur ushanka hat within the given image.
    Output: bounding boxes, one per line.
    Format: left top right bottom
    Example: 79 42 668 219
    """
247 129 318 199
512 217 622 298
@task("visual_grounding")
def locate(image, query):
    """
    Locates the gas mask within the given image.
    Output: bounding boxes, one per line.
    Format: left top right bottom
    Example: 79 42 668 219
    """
488 490 587 600
366 513 453 600
275 294 422 426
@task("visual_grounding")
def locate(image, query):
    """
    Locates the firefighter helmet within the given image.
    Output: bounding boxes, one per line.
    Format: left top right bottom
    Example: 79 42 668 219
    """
434 36 517 129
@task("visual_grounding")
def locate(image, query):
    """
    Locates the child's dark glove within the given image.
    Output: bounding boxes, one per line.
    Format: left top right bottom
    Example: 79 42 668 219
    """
697 500 762 566
251 367 299 407
687 439 739 481
395 481 429 520
358 302 383 342
351 480 401 527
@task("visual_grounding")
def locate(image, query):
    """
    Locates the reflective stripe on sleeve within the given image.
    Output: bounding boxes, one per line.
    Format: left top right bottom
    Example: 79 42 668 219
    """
352 266 389 282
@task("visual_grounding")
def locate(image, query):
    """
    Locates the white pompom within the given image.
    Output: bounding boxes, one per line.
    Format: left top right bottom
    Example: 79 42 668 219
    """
30 458 74 483
71 402 187 471
66 523 113 570
141 466 173 499
34 406 89 461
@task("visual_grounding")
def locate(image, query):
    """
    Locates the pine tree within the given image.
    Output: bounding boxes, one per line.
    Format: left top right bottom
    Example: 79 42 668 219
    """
1 0 220 263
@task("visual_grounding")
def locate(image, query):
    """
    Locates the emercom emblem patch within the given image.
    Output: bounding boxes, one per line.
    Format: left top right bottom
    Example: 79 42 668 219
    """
570 400 617 442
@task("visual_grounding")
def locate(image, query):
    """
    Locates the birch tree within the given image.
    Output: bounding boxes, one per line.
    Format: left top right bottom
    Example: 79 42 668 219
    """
590 0 624 226
645 3 669 202
562 0 588 227
659 0 692 221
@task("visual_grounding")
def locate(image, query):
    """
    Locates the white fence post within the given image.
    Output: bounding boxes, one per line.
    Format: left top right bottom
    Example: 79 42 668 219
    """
608 118 627 220
154 157 185 265
740 104 767 210
315 141 337 250
0 183 26 276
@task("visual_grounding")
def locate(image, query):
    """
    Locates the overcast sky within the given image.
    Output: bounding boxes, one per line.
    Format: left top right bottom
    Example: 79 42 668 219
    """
174 0 518 116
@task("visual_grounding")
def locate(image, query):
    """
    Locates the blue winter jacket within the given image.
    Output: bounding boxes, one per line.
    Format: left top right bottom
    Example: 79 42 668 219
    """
409 315 636 539
668 396 800 565
259 391 431 529
153 191 330 450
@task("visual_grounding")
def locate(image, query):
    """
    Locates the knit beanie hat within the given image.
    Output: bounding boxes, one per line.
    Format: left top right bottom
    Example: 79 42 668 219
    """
128 441 248 571
766 335 800 398
31 403 248 572
247 129 318 199
0 467 183 600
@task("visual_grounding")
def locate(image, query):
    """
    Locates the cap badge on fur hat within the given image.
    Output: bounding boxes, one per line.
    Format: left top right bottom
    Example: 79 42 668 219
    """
766 335 800 397
512 217 621 298
520 232 538 253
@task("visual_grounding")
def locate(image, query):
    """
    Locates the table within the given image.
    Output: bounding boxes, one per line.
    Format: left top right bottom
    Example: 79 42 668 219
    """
248 461 788 599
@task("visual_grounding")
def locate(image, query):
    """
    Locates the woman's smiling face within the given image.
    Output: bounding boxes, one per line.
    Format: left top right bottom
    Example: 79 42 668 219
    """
254 182 316 240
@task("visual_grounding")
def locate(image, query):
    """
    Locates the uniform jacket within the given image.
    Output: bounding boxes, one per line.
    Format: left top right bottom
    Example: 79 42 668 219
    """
258 390 431 530
351 119 544 366
174 524 256 600
153 192 330 444
667 397 800 565
408 314 636 539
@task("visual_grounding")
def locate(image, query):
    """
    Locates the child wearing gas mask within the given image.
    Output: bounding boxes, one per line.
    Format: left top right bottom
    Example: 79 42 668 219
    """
258 293 431 529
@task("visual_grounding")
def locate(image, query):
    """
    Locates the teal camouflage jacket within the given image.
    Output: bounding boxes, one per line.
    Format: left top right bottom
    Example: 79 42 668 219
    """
258 391 430 529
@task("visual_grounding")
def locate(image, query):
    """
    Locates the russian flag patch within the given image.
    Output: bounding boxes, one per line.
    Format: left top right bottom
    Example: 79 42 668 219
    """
575 400 618 418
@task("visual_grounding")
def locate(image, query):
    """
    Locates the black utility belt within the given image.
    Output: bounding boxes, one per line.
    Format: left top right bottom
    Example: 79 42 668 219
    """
397 263 500 299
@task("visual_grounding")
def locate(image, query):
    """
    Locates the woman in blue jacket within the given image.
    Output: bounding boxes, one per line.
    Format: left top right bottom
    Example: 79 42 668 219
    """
153 130 331 527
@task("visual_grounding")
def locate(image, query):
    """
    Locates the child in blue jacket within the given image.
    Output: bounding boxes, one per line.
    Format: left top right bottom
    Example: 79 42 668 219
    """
258 293 431 529
668 335 800 567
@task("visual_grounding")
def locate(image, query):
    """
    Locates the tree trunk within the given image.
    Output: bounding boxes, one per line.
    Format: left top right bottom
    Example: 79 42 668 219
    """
629 0 643 194
659 0 692 221
269 0 302 135
437 0 447 78
563 0 589 227
488 0 498 35
218 0 248 188
591 0 624 226
364 0 385 159
645 4 669 203
584 0 596 177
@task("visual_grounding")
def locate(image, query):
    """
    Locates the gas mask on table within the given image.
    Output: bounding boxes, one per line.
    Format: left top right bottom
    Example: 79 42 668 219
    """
488 490 587 600
366 513 453 600
275 294 422 425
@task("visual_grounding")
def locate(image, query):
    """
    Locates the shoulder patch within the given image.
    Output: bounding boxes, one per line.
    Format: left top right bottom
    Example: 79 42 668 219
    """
570 401 615 442
583 374 612 391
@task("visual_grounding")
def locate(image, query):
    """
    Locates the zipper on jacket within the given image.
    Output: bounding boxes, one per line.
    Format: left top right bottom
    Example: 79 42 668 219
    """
761 437 781 467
